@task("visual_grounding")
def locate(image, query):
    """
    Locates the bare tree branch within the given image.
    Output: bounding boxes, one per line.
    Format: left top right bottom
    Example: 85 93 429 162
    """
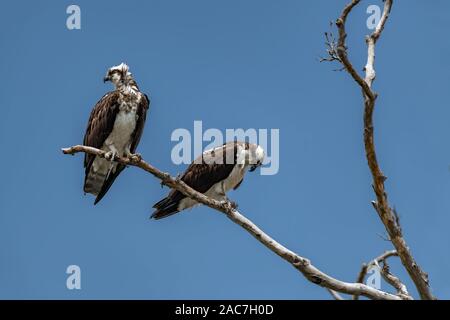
380 260 411 299
319 25 343 64
353 250 411 300
62 145 403 300
330 0 434 300
327 289 345 300
353 250 412 300
356 250 398 284
335 0 376 100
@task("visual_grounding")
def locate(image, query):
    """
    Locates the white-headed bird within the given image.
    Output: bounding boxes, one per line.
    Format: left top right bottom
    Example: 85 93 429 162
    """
83 63 150 204
152 141 264 219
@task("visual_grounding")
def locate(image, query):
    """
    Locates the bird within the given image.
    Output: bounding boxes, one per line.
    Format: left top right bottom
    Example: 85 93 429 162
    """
83 63 150 204
151 141 265 220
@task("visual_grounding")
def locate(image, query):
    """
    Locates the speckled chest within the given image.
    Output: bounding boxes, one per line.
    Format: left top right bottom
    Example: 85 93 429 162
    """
104 93 141 151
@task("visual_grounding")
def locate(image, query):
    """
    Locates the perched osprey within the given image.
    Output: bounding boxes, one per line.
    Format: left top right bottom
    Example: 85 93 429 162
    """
152 141 265 220
83 63 150 204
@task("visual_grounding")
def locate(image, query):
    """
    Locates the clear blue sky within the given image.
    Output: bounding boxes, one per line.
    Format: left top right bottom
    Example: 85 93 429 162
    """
0 0 449 299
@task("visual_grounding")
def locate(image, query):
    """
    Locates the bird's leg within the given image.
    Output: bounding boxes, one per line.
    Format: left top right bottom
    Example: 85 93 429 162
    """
104 146 118 162
217 182 227 203
104 146 118 180
125 145 142 162
217 182 238 210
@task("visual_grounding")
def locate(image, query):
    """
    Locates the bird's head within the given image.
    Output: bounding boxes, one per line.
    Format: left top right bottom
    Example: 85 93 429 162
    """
103 63 132 87
244 143 265 172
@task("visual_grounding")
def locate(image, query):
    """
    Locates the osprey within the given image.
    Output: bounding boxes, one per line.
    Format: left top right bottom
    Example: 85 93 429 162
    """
151 141 265 220
83 63 150 204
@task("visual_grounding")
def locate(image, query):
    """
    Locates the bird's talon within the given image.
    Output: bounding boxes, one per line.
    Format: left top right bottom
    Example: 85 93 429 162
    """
129 153 142 162
219 200 237 210
104 151 113 161
229 201 238 209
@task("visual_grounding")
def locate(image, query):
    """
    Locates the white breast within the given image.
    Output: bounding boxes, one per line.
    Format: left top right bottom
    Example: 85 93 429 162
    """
104 101 138 155
222 164 248 192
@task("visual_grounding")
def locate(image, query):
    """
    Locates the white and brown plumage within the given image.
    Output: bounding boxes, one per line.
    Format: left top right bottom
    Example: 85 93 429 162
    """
83 63 150 204
152 141 265 220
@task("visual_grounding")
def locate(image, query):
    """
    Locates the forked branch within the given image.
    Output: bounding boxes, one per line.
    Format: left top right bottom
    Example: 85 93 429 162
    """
323 0 434 300
353 250 411 300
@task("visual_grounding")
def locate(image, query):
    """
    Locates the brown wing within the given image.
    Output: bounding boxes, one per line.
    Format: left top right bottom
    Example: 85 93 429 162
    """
129 93 150 153
151 143 239 219
83 91 120 175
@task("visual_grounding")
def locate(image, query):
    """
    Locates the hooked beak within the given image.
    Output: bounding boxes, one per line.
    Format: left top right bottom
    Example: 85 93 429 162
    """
103 76 110 83
249 161 262 172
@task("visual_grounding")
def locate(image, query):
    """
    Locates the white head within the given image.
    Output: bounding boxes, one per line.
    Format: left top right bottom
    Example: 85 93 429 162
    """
249 144 265 172
238 143 265 172
103 62 133 87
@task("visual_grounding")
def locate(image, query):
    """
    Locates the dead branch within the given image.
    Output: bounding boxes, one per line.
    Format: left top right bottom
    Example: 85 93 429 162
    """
352 250 412 300
355 250 398 286
327 289 345 300
380 260 411 299
62 145 403 300
327 0 434 300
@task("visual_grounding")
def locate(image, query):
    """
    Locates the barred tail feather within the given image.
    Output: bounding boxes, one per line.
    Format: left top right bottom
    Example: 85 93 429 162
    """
84 171 107 196
84 157 111 200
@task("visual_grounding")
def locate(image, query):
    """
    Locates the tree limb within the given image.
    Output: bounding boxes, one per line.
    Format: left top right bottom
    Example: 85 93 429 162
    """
331 0 434 300
62 145 403 300
380 260 411 299
354 250 411 300
327 289 345 300
355 250 398 286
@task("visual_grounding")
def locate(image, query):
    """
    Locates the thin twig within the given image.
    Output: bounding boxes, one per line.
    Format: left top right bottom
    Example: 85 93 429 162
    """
353 250 398 300
380 260 411 299
327 289 345 300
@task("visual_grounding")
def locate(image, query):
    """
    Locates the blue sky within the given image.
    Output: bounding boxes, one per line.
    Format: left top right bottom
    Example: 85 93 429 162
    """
0 0 449 299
